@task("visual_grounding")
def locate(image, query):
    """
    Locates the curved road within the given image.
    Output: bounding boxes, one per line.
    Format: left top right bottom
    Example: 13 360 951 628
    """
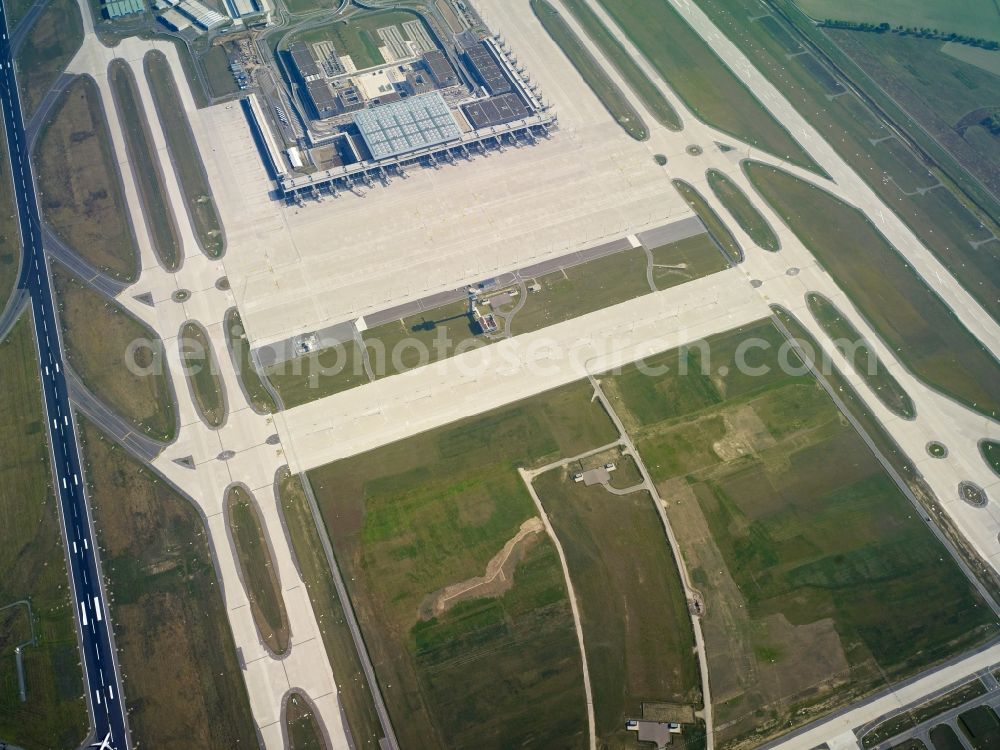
0 2 130 748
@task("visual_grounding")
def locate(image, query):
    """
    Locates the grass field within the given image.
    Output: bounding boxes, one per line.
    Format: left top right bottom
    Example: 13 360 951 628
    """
983 440 1000 476
559 0 681 130
706 169 780 252
745 161 1000 419
0 315 86 749
285 692 326 749
277 470 383 748
179 321 227 427
5 0 36 29
532 0 648 140
649 232 732 288
861 680 987 747
672 180 742 263
201 45 239 99
806 293 915 419
0 112 18 312
286 9 427 70
930 724 966 750
308 382 618 748
693 0 1000 325
53 265 177 441
14 0 82 118
957 705 1000 750
78 419 258 748
596 0 818 170
603 321 998 749
144 50 225 259
794 0 1000 41
226 485 289 655
109 60 180 271
224 308 276 414
264 341 370 408
533 472 701 747
35 76 139 281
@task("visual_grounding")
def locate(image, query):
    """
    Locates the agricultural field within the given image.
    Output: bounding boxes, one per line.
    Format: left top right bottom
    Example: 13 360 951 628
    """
559 0 681 129
276 470 383 748
35 76 139 281
52 265 177 441
672 180 742 263
285 9 428 71
706 169 780 252
793 0 1000 41
745 161 1000 419
13 0 82 118
225 485 289 655
532 471 702 748
224 308 277 414
109 60 180 271
144 50 226 259
806 293 915 419
596 0 818 170
532 0 648 140
0 118 17 312
0 316 86 749
78 419 258 749
179 321 227 428
822 30 1000 203
308 382 619 749
694 0 1000 324
602 321 998 749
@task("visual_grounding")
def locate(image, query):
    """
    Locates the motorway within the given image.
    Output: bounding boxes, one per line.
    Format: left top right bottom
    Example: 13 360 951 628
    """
0 1 129 748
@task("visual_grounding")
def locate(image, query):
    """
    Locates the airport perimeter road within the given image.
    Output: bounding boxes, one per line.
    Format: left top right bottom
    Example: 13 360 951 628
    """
0 3 130 748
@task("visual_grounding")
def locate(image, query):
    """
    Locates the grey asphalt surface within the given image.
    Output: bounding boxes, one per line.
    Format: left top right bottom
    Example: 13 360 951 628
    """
0 1 130 745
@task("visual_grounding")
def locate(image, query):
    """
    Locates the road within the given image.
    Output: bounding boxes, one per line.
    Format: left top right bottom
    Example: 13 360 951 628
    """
0 2 129 747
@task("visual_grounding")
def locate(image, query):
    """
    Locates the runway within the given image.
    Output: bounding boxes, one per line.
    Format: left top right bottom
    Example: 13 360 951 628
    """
0 2 129 747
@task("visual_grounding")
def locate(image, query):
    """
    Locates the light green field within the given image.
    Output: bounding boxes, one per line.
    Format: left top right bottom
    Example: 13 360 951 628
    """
604 321 998 749
14 0 82 118
532 0 648 140
224 309 277 414
144 50 225 259
0 316 86 749
706 169 780 253
109 60 180 271
308 382 618 749
806 293 915 419
560 0 681 129
597 0 819 171
264 341 370 408
745 161 1000 419
0 109 17 312
794 0 1000 41
672 179 742 264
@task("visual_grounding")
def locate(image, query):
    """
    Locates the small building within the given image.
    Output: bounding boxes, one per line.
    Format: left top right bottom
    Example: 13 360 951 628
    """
305 79 339 119
289 41 321 82
422 50 458 87
335 85 364 113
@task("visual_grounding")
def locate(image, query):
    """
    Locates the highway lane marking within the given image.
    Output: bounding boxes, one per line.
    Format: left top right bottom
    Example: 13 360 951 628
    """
62 477 66 489
95 690 101 706
73 541 77 554
84 537 88 550
79 601 88 626
94 597 103 622
107 685 114 701
83 569 88 585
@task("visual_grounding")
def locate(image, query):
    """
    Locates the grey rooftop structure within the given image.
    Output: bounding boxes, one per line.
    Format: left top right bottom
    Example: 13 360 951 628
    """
353 91 462 160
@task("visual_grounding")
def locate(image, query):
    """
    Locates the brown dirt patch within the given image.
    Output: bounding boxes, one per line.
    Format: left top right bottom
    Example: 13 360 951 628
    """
418 517 544 620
